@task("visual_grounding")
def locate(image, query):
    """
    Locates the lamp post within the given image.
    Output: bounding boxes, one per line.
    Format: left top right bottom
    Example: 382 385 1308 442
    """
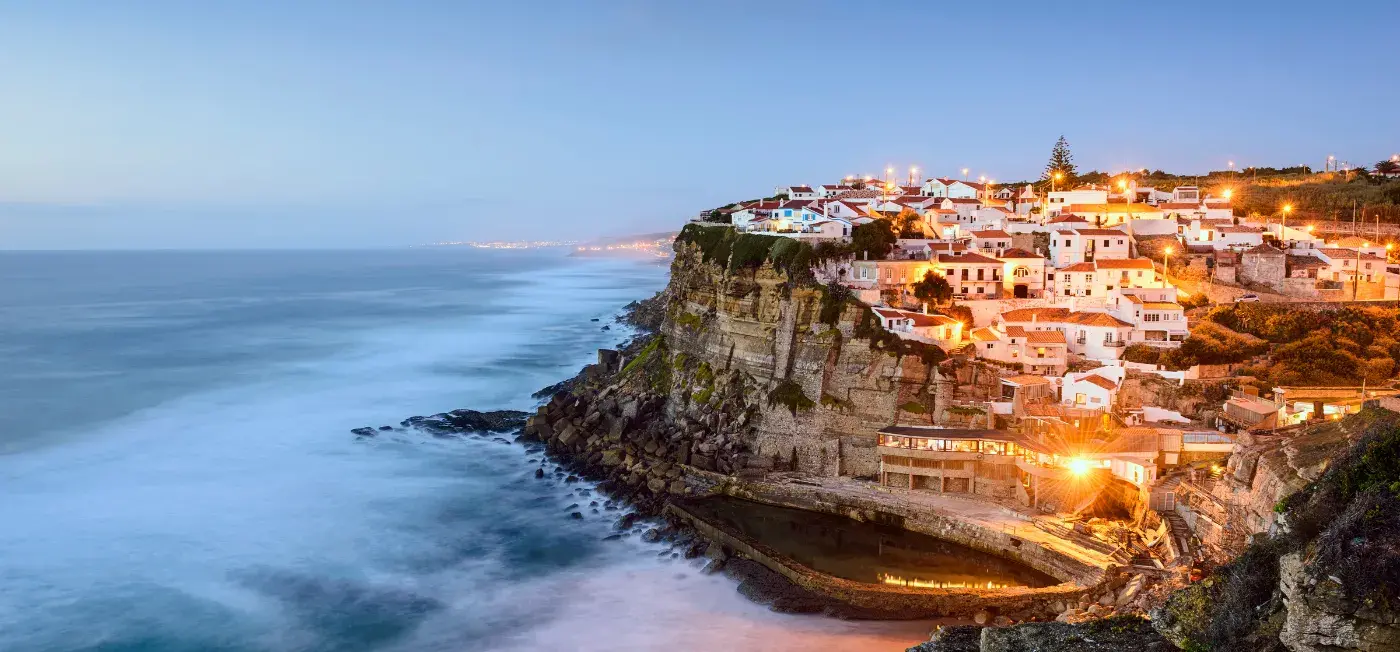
962 168 970 181
1053 172 1063 193
910 166 919 188
1163 246 1173 287
1281 204 1293 243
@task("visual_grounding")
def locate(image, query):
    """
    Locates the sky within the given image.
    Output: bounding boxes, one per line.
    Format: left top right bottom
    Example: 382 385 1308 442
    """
1 1 1398 249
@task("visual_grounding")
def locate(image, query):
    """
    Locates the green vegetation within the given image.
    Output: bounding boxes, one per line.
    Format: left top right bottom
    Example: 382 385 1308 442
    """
911 271 952 305
1162 410 1400 651
1043 134 1076 181
1206 304 1400 385
1152 320 1269 370
818 283 853 325
1122 343 1162 365
899 400 926 414
820 393 850 411
675 311 703 331
767 380 815 414
848 219 897 260
674 223 816 283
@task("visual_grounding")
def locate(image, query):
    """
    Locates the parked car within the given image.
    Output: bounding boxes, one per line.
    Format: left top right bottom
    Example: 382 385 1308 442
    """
1235 294 1260 303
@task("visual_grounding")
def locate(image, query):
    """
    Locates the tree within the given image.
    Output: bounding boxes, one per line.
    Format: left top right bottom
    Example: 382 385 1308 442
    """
1377 160 1400 176
1043 135 1077 181
850 220 896 260
894 207 925 238
911 271 952 304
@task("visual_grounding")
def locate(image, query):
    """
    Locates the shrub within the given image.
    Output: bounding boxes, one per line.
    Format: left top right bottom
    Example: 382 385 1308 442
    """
850 220 896 260
1122 344 1162 365
819 283 853 325
768 380 815 414
899 401 926 414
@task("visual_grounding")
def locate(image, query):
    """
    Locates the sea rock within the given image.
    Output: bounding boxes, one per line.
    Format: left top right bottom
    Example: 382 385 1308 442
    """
351 427 377 437
980 618 1173 652
907 625 983 652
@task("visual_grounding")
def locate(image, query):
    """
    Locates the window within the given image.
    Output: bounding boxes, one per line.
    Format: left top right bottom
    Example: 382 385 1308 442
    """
961 269 969 280
1103 240 1110 247
976 269 984 281
1014 267 1029 278
976 287 984 293
1118 239 1125 245
986 343 994 350
785 210 792 217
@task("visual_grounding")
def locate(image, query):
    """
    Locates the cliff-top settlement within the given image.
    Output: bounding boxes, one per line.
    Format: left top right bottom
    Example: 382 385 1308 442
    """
523 170 1400 651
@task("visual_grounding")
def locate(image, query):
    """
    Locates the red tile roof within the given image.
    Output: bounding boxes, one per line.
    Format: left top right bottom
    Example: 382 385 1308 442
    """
1082 374 1118 390
1094 258 1155 270
1000 248 1042 259
970 229 1012 238
1001 307 1071 322
1027 330 1067 344
940 252 1002 264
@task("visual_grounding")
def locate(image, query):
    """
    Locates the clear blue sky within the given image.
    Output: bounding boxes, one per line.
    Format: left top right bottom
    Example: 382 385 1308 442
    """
2 1 1398 249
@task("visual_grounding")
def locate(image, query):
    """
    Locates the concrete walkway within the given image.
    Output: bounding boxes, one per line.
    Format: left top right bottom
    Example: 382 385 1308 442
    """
790 476 1120 572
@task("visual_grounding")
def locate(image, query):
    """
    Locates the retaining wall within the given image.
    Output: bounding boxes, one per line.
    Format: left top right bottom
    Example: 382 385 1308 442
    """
667 500 1089 619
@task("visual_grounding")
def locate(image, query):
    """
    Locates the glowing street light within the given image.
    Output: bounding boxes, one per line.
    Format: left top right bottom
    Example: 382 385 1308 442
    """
1052 171 1063 193
1163 246 1174 286
1282 204 1293 231
1067 458 1092 477
962 167 970 180
1223 188 1233 200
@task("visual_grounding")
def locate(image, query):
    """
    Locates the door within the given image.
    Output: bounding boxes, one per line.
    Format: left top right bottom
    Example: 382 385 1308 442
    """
1013 284 1029 298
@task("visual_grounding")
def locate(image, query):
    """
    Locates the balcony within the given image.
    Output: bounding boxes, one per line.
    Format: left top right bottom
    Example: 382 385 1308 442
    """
1104 340 1126 348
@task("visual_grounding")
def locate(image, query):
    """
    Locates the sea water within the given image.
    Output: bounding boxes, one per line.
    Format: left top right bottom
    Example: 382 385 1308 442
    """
0 249 931 651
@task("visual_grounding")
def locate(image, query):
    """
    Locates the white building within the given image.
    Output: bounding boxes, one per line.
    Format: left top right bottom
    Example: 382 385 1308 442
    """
1063 372 1119 410
968 324 1068 375
872 308 965 350
968 229 1013 257
1000 248 1047 298
999 307 1134 360
1047 228 1131 267
778 185 819 200
1045 188 1109 215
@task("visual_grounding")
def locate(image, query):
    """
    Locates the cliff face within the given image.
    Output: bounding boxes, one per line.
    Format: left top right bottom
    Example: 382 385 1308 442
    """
1151 408 1400 652
661 244 1001 478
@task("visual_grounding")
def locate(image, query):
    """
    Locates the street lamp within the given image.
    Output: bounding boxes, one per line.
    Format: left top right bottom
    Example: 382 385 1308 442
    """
1223 188 1233 200
962 168 970 180
1163 246 1173 287
1053 172 1063 193
910 166 919 187
1281 204 1293 239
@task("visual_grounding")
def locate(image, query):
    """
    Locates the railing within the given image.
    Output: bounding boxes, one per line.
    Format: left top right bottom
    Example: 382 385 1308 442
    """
1104 340 1126 348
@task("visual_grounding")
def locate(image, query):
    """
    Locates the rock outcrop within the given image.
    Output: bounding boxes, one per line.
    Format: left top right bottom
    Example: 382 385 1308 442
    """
1151 408 1400 651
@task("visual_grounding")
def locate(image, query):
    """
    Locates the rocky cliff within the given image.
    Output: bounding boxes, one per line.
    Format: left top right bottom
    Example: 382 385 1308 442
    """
1149 407 1400 651
520 240 999 498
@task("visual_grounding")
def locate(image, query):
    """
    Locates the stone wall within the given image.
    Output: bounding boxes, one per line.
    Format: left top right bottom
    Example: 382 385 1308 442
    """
720 478 1109 587
667 500 1089 620
1239 250 1286 290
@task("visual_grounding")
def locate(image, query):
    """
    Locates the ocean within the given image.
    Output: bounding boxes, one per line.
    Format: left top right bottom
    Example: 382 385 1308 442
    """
0 249 930 652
